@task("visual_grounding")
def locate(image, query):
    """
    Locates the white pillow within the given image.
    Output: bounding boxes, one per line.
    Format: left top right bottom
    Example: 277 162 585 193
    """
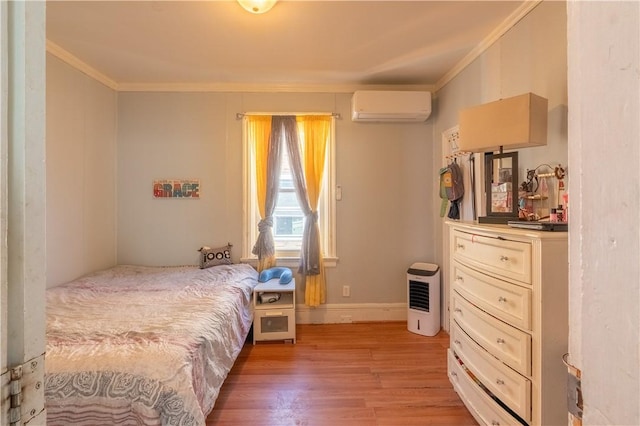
198 244 232 269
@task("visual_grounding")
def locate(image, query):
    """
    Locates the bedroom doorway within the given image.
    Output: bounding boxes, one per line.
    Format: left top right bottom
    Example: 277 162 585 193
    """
0 2 47 423
1 0 9 419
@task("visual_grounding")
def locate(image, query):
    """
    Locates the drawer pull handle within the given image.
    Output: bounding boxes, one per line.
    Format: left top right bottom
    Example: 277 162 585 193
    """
496 337 506 344
456 275 463 282
496 379 505 385
500 255 509 262
451 371 458 378
454 339 461 346
491 421 500 426
498 296 507 302
456 243 465 249
454 308 462 313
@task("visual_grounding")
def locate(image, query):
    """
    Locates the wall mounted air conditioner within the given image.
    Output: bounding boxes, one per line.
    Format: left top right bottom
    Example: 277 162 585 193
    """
351 90 432 122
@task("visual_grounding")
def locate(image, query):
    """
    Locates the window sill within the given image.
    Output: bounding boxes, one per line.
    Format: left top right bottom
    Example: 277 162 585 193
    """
240 256 338 269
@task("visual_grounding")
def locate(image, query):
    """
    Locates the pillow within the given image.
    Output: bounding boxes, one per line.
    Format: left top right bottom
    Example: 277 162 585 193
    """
198 244 232 269
258 267 293 284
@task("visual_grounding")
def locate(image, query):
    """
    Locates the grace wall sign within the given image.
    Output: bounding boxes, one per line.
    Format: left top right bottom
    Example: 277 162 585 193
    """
153 179 200 199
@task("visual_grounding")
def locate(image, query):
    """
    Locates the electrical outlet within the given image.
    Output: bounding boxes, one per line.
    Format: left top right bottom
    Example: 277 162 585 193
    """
340 315 352 323
342 285 350 297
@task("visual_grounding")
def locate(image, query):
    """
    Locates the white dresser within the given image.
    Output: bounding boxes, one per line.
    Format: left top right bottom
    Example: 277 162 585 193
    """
446 221 568 426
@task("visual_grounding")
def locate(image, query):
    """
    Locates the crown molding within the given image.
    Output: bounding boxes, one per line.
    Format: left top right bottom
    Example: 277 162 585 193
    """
115 82 434 93
45 42 434 93
435 0 543 92
46 40 119 90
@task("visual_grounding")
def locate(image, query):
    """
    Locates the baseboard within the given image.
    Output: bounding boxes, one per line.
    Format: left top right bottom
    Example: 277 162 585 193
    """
296 302 407 324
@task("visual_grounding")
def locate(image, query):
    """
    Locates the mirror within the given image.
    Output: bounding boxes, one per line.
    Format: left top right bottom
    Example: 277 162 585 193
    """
480 151 518 223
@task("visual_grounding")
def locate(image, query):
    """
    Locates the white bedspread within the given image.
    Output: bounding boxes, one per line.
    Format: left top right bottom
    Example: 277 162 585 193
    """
45 263 258 426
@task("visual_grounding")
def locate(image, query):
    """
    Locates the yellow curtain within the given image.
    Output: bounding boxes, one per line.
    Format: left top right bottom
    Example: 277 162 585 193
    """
297 115 331 306
248 115 276 271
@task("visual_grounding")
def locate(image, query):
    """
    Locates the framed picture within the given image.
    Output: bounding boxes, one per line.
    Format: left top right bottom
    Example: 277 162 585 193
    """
499 167 512 183
479 151 519 223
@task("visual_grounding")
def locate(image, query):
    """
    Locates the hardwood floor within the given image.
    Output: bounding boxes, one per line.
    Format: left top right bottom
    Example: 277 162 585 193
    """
207 322 477 425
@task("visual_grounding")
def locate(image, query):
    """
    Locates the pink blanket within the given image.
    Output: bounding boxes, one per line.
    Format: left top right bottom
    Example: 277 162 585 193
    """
45 264 258 425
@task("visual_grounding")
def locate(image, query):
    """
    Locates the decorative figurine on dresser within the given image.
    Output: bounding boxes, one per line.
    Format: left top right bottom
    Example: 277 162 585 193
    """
447 221 568 426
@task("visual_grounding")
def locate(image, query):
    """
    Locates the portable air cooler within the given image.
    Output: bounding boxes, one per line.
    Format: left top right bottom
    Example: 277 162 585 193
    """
407 262 440 336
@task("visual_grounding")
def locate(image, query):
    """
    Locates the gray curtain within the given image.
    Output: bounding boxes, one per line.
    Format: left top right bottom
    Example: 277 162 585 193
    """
251 116 283 262
281 116 321 276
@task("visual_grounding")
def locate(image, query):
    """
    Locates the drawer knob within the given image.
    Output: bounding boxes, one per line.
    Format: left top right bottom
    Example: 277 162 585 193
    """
498 296 508 303
500 255 509 262
456 243 465 249
456 275 463 282
496 378 505 385
496 337 506 344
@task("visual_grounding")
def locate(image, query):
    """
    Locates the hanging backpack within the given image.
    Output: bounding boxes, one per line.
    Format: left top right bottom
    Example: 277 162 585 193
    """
439 160 464 219
439 166 450 218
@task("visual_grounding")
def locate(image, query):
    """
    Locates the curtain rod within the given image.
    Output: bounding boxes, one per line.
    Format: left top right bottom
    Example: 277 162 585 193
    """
235 112 341 120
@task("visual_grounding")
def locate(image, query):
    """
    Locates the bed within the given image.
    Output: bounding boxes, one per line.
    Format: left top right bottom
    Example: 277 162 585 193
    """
45 263 258 425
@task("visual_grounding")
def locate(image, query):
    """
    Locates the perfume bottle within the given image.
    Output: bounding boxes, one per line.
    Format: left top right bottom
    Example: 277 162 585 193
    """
539 177 549 199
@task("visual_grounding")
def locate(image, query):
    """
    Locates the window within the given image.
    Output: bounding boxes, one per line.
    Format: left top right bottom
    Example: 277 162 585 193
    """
273 149 304 251
243 115 337 266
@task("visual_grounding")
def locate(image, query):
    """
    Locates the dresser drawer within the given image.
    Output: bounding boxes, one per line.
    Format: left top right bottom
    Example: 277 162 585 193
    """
452 291 531 376
452 260 532 330
451 322 531 421
448 350 524 426
451 229 532 284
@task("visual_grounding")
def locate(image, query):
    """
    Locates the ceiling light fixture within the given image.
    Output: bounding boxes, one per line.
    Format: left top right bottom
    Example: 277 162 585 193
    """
237 0 278 14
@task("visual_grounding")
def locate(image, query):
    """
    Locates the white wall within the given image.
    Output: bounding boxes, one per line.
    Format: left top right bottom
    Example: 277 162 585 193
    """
4 2 47 421
567 2 640 424
46 54 118 287
116 91 434 308
116 92 237 266
434 0 568 217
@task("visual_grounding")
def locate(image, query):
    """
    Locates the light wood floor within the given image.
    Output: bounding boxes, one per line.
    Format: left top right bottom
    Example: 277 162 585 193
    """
207 322 477 425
